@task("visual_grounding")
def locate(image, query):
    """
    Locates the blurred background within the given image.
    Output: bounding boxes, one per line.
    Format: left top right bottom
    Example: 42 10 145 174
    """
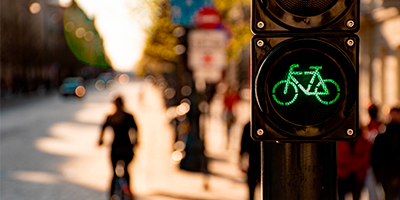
0 0 399 200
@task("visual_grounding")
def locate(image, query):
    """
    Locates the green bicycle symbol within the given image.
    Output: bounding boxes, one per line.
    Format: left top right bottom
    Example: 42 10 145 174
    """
272 64 341 106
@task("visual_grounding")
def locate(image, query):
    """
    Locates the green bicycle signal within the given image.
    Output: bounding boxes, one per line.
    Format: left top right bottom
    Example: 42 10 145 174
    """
272 64 341 106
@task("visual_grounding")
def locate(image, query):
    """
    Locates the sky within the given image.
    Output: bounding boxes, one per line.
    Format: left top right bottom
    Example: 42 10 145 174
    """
74 0 156 72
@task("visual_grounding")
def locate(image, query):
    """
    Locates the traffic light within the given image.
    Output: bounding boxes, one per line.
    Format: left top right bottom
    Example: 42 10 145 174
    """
251 0 359 141
251 0 359 33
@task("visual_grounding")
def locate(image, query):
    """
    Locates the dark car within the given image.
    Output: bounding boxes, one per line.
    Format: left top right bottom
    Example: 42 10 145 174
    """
59 77 86 97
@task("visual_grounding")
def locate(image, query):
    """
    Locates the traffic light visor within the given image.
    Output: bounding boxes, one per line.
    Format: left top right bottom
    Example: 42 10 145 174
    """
253 0 359 32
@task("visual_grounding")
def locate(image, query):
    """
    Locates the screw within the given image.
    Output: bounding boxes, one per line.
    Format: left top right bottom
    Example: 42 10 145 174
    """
257 129 264 136
346 20 355 28
347 129 354 136
346 39 355 47
303 18 310 24
257 40 264 47
257 21 265 29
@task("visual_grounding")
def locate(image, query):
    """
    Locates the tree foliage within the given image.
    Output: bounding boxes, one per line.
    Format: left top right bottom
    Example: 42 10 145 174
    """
137 0 252 75
137 1 180 75
214 0 252 63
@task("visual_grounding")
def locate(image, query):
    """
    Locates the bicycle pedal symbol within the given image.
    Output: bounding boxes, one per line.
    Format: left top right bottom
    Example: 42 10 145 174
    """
272 64 340 106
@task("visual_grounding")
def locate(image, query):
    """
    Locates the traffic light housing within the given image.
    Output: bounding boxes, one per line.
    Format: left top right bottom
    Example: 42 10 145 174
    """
251 0 359 33
250 0 359 141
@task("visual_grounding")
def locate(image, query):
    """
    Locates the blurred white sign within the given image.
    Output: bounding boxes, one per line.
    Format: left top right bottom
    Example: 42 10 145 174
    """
188 30 227 83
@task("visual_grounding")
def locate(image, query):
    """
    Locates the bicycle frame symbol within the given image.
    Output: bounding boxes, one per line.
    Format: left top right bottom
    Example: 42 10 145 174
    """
272 64 340 106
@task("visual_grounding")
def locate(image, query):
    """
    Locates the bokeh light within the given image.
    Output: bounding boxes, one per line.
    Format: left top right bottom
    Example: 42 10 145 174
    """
106 80 116 91
75 27 86 39
181 85 192 96
29 2 41 14
180 98 191 105
164 88 176 100
174 141 186 151
176 102 190 116
171 150 185 164
64 22 75 32
198 101 209 113
84 31 95 42
95 80 106 91
174 44 186 55
118 74 130 85
75 86 86 97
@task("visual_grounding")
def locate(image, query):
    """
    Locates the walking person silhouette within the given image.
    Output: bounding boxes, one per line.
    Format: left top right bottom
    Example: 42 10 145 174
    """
99 96 138 200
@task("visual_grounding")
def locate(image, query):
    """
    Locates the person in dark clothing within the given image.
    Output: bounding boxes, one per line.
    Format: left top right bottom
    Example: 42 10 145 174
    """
99 96 138 199
337 132 371 200
371 107 400 200
240 122 261 200
364 103 385 199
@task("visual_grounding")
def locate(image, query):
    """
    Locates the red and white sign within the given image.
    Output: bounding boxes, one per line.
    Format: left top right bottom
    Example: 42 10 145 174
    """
188 29 227 83
194 6 221 29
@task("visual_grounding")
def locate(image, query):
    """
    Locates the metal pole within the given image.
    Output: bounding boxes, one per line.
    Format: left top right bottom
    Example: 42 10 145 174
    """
261 142 337 200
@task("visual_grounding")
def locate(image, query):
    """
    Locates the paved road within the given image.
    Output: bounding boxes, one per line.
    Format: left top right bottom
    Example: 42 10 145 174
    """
1 80 250 200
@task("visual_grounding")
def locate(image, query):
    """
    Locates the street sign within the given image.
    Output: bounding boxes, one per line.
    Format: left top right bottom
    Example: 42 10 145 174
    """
170 0 213 27
194 6 221 29
188 30 227 83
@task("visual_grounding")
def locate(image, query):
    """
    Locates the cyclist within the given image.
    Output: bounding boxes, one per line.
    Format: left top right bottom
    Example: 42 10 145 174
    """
99 96 138 199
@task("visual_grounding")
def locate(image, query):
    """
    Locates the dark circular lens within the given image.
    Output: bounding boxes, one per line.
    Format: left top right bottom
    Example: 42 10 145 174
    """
276 0 337 16
267 48 344 125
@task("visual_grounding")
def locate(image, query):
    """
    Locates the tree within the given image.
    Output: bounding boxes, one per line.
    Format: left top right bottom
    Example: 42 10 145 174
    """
138 0 252 75
137 1 181 75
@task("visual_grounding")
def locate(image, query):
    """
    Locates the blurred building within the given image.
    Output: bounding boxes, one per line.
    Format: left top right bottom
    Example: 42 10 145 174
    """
359 0 400 125
0 0 88 96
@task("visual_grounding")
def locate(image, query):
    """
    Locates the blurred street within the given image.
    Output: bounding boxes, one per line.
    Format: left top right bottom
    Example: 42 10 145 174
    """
2 0 400 199
1 80 256 200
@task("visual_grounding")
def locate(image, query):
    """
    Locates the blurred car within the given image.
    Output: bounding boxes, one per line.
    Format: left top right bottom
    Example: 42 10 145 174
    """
59 77 86 97
95 72 116 91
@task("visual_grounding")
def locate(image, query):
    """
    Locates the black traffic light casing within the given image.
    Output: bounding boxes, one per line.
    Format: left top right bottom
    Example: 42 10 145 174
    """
251 0 359 33
251 35 358 141
250 0 360 141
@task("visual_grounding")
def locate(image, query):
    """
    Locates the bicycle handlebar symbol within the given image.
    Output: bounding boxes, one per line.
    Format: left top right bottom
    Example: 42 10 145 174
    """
272 64 340 106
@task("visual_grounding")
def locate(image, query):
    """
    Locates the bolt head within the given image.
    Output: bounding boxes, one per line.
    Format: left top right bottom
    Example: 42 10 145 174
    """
257 129 264 136
347 129 354 136
257 40 264 47
346 39 355 47
346 20 355 28
257 21 265 29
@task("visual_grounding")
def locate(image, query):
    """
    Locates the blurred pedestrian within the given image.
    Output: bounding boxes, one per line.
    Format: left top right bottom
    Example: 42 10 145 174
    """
371 107 400 200
364 103 385 200
99 96 138 199
240 122 261 200
365 104 385 141
337 127 372 200
223 84 240 148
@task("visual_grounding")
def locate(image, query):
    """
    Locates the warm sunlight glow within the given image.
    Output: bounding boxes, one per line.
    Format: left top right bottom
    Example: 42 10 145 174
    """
13 171 59 184
75 0 156 72
35 122 111 191
59 0 73 7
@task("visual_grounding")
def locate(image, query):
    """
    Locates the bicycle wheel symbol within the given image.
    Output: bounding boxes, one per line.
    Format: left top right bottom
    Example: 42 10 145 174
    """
272 80 298 106
315 79 341 105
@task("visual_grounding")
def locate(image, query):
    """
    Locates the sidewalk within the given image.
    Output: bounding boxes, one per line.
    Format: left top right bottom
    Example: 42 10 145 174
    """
127 82 251 200
0 80 253 200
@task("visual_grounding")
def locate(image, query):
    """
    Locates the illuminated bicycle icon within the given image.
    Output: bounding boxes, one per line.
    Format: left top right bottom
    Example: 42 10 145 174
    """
272 64 341 106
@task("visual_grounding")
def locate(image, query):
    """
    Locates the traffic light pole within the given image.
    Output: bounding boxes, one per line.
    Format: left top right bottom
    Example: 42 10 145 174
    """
261 141 337 200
